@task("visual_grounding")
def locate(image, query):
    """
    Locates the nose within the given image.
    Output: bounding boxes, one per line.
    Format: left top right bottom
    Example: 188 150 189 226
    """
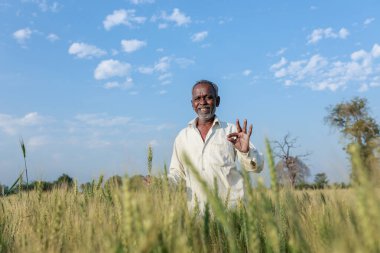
199 97 207 104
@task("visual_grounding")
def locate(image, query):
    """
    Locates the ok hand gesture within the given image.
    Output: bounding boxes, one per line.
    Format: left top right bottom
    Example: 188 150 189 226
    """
227 119 252 153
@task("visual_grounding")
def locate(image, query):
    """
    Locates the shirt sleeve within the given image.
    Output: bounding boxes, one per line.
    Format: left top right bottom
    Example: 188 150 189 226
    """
168 137 186 185
237 144 264 173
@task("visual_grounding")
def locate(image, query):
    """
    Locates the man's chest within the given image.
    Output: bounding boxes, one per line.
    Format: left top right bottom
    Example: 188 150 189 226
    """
179 127 236 167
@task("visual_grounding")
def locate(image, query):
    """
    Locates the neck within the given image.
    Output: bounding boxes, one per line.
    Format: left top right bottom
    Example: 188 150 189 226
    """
197 116 215 127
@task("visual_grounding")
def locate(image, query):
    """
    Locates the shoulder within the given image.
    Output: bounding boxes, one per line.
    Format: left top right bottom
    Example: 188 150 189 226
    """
217 120 236 133
174 126 191 143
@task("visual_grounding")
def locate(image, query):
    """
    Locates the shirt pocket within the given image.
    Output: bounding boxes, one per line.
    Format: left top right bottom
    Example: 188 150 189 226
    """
209 141 235 169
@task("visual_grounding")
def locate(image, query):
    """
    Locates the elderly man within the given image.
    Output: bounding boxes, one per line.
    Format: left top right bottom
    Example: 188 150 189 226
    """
169 80 264 210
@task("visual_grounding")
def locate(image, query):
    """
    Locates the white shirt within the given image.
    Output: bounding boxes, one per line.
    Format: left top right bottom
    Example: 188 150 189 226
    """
169 116 264 210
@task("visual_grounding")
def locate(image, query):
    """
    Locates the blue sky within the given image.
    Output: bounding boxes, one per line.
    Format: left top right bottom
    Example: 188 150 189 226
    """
1 0 380 186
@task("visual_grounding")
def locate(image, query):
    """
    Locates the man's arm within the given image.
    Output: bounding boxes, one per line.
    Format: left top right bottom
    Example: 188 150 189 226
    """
168 138 186 185
237 145 264 172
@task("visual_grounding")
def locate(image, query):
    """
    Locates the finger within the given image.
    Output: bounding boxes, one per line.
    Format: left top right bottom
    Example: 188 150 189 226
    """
236 119 242 132
227 137 236 143
227 133 239 138
248 124 253 138
243 119 247 133
227 136 237 144
227 133 238 142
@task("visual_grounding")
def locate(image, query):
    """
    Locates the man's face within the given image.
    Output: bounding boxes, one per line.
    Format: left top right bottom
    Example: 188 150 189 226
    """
191 83 220 121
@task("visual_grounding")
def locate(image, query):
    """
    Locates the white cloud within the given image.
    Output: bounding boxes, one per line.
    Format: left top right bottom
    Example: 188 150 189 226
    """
338 28 349 39
13 28 32 44
372 43 380 58
22 112 43 125
68 42 106 59
156 123 174 131
158 72 172 81
103 9 146 30
358 83 369 92
270 44 380 91
201 43 211 48
154 56 171 72
94 59 131 80
242 69 252 76
138 66 154 74
276 48 287 56
138 56 173 84
191 31 208 42
75 113 132 127
121 39 146 53
364 17 375 26
161 8 191 26
218 17 233 25
0 112 45 135
158 90 167 95
27 136 49 148
22 0 61 12
307 27 349 44
86 139 111 148
129 0 154 4
103 81 119 89
103 77 134 90
158 23 168 29
175 57 195 68
46 33 59 42
161 80 171 85
270 57 288 70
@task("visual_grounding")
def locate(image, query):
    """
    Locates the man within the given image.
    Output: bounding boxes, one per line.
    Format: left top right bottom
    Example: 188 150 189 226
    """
169 80 264 210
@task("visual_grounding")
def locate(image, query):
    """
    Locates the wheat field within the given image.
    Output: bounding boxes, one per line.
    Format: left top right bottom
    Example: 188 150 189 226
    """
0 144 379 253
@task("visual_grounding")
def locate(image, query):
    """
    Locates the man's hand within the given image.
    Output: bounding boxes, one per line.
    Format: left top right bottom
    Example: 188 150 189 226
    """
227 119 252 153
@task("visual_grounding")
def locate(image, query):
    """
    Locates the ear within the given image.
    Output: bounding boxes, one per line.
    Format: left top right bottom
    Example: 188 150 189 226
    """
216 96 220 107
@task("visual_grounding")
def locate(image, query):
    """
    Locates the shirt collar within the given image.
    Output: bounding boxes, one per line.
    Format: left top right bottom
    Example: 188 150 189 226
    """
188 115 220 128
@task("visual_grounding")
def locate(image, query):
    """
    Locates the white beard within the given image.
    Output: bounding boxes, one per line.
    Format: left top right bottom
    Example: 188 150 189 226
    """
197 106 216 121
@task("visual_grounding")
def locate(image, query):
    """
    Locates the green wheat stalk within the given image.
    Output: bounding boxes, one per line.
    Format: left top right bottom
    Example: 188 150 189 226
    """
148 145 153 175
20 138 29 193
6 171 24 195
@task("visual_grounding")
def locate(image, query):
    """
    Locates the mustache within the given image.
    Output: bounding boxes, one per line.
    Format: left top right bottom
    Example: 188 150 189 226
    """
197 106 211 109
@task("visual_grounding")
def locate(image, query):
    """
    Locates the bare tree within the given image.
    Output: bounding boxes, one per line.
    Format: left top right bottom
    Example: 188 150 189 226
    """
273 133 311 187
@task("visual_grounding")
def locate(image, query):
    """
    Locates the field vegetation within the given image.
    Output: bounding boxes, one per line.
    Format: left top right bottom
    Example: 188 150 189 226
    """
1 142 379 253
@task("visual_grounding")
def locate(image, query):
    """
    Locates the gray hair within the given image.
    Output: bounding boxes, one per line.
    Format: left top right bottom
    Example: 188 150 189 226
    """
192 80 219 97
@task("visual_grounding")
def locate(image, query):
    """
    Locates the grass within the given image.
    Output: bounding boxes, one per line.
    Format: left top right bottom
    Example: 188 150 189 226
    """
0 143 379 252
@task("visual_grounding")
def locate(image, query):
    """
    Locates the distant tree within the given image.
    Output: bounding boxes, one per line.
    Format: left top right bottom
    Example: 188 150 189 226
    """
129 175 146 191
295 181 314 190
55 174 74 188
325 97 380 182
273 134 311 187
332 182 350 189
314 173 329 189
80 182 93 193
105 175 122 189
30 180 54 191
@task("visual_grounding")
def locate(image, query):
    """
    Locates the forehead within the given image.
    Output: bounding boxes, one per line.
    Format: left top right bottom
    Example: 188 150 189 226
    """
192 83 215 96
